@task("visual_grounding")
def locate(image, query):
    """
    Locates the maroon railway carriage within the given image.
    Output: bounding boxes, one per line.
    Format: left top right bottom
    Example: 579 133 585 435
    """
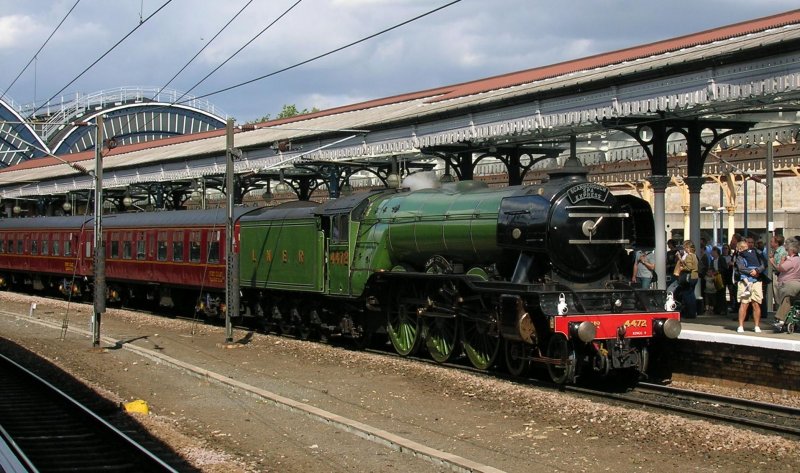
0 215 92 294
0 208 252 314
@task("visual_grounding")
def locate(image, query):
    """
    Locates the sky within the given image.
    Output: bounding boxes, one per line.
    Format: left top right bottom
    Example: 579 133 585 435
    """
0 0 797 124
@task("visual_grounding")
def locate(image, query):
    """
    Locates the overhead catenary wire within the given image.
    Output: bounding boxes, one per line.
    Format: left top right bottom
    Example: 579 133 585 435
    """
1 0 81 102
155 0 256 99
6 0 462 184
188 0 462 102
108 0 461 156
95 0 298 157
173 0 303 105
29 0 175 118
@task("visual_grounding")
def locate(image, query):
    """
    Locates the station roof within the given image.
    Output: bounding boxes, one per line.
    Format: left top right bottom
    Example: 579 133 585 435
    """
1 9 799 198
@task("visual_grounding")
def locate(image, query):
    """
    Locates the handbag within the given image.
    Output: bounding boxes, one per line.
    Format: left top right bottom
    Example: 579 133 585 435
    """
678 271 691 286
713 272 724 291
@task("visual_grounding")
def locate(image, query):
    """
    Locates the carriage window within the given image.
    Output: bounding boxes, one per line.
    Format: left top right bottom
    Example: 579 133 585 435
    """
52 238 60 256
64 235 72 256
208 230 220 263
157 232 168 261
123 241 132 259
30 239 38 256
173 231 184 262
136 232 146 260
189 231 201 262
108 232 118 259
41 237 49 256
85 240 92 258
16 239 23 254
0 238 4 254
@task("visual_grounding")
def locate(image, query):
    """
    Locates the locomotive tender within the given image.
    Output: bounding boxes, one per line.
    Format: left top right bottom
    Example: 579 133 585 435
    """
0 160 680 384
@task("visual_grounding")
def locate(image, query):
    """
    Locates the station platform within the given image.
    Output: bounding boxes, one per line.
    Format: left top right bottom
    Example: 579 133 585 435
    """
667 312 800 391
679 313 800 352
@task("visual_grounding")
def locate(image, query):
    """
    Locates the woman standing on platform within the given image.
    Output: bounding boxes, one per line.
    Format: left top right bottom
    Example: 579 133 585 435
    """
675 240 700 319
705 247 726 315
773 238 800 330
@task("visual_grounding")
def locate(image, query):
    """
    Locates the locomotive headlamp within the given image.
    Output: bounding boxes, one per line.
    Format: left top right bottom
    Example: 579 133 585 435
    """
122 195 133 208
62 202 72 213
570 321 596 343
654 318 682 339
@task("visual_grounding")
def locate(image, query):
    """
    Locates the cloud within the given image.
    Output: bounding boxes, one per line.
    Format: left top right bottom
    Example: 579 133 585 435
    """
0 15 41 49
0 0 796 123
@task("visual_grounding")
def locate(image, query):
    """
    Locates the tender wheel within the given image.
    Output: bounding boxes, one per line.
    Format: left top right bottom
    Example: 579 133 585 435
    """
504 340 531 377
546 334 576 384
387 299 422 356
462 318 500 370
425 316 460 363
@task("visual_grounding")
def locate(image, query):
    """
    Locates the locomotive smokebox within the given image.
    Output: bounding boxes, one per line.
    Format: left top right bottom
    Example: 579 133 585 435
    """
497 160 653 283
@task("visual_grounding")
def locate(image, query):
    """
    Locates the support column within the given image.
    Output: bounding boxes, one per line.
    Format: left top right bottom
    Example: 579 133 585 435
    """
648 176 670 290
726 206 736 242
681 205 690 239
457 152 474 181
685 176 705 302
507 149 522 186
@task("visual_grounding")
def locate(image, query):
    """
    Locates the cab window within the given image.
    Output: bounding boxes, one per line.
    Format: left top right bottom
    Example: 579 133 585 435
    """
331 214 349 243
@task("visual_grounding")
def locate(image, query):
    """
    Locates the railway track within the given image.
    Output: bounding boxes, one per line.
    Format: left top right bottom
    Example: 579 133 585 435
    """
0 352 178 472
6 296 799 444
567 382 800 438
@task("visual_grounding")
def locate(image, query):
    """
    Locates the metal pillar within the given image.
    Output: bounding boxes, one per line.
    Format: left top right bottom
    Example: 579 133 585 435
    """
765 141 774 313
685 176 705 301
92 115 106 348
224 119 238 343
648 176 670 290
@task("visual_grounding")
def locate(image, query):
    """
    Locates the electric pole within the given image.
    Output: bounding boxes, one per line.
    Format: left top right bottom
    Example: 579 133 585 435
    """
92 115 106 347
224 118 239 343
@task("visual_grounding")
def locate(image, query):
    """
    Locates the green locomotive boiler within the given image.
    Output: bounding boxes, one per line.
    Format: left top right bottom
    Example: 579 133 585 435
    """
237 161 681 384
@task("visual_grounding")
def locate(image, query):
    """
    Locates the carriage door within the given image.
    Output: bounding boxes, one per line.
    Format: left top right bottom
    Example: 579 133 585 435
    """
327 213 350 295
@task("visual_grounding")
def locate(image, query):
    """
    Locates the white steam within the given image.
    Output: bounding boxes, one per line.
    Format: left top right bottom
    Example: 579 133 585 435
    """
402 171 441 191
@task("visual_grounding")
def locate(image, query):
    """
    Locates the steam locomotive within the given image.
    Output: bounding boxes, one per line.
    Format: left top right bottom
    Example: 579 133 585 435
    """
0 159 680 384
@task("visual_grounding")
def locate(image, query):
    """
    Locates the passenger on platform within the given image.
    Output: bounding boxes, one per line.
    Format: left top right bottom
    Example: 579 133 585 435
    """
768 234 787 309
756 239 767 260
674 240 699 319
728 234 743 313
748 236 770 316
735 239 765 333
698 238 711 306
773 238 800 331
721 243 735 314
704 247 726 315
665 239 678 287
631 248 656 289
736 240 761 299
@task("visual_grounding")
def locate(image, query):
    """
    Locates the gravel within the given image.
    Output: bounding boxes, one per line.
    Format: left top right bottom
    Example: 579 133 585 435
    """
1 291 798 472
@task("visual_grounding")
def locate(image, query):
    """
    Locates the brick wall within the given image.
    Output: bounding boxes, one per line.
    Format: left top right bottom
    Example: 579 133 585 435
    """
658 339 800 392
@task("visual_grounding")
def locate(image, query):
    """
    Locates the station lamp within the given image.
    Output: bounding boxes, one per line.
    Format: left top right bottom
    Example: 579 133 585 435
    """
274 169 291 194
